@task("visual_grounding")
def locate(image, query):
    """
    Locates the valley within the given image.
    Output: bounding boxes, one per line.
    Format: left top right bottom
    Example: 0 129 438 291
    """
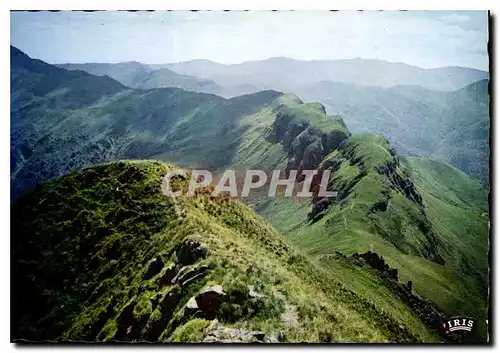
10 46 490 343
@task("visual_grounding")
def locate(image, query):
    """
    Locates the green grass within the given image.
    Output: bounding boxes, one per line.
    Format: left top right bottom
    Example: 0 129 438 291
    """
12 47 490 343
256 134 489 342
12 160 427 343
169 319 211 342
271 93 348 134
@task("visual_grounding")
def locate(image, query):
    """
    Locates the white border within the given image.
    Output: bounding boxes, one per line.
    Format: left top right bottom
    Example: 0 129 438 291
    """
3 1 498 352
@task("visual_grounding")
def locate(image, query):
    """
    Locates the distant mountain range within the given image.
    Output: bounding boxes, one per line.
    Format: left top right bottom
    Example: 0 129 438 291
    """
297 79 490 183
57 62 224 94
58 57 489 95
11 46 489 342
57 62 260 97
12 47 282 199
55 56 489 183
164 57 488 92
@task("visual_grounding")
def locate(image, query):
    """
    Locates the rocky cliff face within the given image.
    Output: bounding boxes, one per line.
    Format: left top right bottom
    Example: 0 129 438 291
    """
305 134 446 266
267 97 349 175
335 250 448 340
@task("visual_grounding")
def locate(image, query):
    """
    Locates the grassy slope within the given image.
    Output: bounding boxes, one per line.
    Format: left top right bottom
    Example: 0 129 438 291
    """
186 94 488 341
256 135 489 341
11 46 283 198
177 92 489 341
12 47 489 342
12 160 425 343
300 79 490 183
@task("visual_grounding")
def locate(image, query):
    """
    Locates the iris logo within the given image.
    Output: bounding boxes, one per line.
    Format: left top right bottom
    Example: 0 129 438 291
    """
442 317 475 337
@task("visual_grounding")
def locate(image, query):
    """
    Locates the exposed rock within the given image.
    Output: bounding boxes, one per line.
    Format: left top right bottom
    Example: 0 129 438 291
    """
202 336 221 343
322 130 349 152
308 196 331 223
387 268 398 281
159 286 182 313
146 287 182 341
195 285 225 319
205 318 219 333
202 323 267 343
170 266 191 284
173 265 211 286
91 302 115 341
376 162 424 210
253 331 266 341
370 198 389 212
114 299 150 341
157 263 177 286
277 328 286 342
176 240 208 266
394 282 446 331
351 251 395 279
335 251 347 259
181 297 200 321
180 269 210 287
349 251 447 334
143 257 164 280
114 301 136 341
248 285 264 299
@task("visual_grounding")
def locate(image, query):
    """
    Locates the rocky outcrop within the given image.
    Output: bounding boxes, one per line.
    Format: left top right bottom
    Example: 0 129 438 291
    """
344 250 446 334
202 319 280 343
376 162 424 211
176 240 208 266
173 265 211 287
145 285 183 341
143 257 164 280
394 282 446 333
350 251 398 281
195 285 226 319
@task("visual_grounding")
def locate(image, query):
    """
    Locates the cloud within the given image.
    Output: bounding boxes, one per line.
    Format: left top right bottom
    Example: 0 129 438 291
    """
10 11 489 71
440 13 471 24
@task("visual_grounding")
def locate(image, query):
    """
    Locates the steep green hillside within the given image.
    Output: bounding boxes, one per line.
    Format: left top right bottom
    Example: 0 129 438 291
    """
57 56 490 183
256 135 489 341
11 46 282 198
12 160 432 342
11 47 489 343
299 80 490 183
57 62 223 94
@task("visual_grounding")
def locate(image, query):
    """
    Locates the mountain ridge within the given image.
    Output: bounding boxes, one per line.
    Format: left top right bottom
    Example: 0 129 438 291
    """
298 78 490 183
10 46 490 342
51 50 489 183
158 56 487 73
165 56 488 92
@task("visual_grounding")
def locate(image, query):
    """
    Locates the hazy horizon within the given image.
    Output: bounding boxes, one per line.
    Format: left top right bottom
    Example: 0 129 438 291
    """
11 11 489 71
45 55 489 72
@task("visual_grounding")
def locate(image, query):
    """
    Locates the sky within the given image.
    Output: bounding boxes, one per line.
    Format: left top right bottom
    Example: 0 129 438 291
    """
11 10 489 70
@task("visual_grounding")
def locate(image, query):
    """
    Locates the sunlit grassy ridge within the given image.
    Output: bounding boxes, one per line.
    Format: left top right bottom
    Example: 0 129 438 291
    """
270 93 348 133
11 46 489 343
190 90 489 342
13 160 431 342
257 134 489 341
